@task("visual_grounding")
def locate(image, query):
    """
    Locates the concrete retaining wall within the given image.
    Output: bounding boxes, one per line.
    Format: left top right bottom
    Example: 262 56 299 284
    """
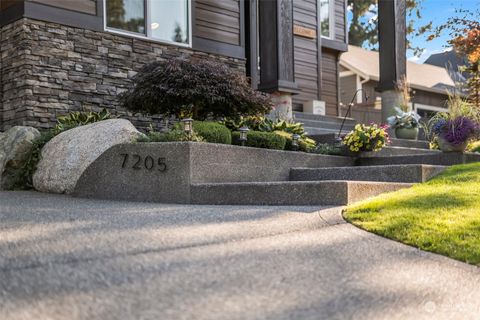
73 142 355 203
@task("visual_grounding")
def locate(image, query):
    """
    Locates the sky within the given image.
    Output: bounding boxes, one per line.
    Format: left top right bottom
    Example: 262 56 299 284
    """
407 0 480 63
348 0 480 64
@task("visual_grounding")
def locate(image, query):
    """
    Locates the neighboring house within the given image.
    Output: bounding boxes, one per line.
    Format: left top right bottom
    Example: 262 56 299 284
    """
339 45 456 122
0 0 349 131
424 50 469 85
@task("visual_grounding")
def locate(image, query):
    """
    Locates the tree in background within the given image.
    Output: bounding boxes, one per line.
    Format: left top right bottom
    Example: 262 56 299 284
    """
348 0 432 56
430 9 480 108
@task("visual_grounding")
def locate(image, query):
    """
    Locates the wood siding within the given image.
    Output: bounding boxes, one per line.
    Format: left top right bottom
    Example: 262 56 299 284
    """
292 0 318 109
321 48 339 115
28 0 96 15
334 0 346 42
0 0 22 11
193 0 240 46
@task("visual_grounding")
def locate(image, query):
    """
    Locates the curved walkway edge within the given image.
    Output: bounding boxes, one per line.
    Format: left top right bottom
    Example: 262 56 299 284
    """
0 191 479 320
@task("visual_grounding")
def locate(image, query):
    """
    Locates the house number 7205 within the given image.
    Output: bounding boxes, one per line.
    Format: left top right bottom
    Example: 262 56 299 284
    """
120 154 167 172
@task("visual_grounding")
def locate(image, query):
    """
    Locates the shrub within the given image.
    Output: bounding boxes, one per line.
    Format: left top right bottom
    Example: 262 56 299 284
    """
192 121 231 144
138 129 205 143
232 131 286 150
54 108 111 134
468 141 480 152
121 58 272 120
312 143 343 156
273 131 316 152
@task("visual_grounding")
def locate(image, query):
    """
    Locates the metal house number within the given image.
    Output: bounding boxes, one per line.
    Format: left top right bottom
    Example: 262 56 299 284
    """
120 154 167 172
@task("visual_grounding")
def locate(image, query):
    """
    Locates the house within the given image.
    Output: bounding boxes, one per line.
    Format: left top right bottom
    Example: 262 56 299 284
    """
0 0 349 131
424 50 469 84
339 45 456 123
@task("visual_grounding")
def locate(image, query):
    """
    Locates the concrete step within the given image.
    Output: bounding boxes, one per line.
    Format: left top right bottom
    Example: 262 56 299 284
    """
297 118 356 131
304 127 352 136
290 165 446 183
294 112 356 126
190 181 412 206
389 138 430 149
360 146 441 157
358 152 480 166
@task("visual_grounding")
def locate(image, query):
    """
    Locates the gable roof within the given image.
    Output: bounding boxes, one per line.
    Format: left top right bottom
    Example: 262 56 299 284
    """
340 45 456 95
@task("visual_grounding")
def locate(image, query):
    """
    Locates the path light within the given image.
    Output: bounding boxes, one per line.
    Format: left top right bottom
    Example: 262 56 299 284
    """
181 118 193 136
239 126 249 146
292 134 301 151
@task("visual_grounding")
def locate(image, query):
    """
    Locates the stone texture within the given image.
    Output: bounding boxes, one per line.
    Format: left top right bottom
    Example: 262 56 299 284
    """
358 152 480 166
73 142 356 203
290 164 446 183
0 18 246 131
33 119 142 194
190 181 412 205
4 191 480 320
0 126 40 189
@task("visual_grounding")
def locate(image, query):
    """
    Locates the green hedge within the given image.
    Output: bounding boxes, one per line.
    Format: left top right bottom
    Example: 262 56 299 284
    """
232 131 286 150
193 121 231 144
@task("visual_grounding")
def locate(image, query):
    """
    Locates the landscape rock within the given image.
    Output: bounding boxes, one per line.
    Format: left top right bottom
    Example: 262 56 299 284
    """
0 126 41 190
33 119 143 194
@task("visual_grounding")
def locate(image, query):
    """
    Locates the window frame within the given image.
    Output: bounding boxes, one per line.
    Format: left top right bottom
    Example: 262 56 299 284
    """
318 0 335 40
103 0 192 48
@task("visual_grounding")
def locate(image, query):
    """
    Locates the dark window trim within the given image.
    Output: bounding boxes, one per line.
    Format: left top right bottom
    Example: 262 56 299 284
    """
23 0 103 30
193 37 245 59
322 37 348 52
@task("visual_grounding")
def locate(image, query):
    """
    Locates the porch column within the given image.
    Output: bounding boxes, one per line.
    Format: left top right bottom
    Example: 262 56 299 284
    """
377 0 407 121
257 0 299 119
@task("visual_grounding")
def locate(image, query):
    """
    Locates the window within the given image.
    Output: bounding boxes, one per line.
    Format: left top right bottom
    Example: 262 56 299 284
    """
319 0 334 38
105 0 190 45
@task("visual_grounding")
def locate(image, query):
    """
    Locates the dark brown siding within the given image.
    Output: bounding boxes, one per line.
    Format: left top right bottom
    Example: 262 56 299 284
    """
28 0 96 15
292 0 318 110
414 90 449 108
193 0 240 46
0 0 22 11
339 74 356 105
321 48 339 115
334 0 346 42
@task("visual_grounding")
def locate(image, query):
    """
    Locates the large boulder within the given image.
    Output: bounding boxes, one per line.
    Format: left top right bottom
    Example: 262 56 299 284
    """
33 119 143 194
0 126 41 190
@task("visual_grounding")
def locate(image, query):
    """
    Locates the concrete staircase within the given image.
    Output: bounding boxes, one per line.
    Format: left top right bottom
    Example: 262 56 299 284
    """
189 164 448 206
294 112 356 136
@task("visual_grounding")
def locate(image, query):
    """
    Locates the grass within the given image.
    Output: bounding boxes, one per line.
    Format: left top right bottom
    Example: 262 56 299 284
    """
343 162 480 265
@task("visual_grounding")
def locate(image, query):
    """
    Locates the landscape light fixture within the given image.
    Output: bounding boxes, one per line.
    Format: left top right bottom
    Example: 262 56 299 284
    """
239 126 249 146
292 134 301 151
181 118 193 135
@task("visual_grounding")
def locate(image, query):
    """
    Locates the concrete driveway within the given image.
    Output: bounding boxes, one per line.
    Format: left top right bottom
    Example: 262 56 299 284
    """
1 191 479 320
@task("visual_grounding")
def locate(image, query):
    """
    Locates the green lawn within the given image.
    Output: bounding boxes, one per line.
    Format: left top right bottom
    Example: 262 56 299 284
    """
343 162 480 265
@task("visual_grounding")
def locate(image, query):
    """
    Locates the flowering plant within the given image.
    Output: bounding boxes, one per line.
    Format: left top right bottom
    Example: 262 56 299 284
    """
430 116 478 145
343 124 389 152
387 107 421 129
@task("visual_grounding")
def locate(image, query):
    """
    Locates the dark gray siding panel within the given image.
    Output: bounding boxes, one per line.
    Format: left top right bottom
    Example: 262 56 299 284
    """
29 0 96 15
292 0 318 109
194 0 240 46
321 49 339 116
334 0 346 43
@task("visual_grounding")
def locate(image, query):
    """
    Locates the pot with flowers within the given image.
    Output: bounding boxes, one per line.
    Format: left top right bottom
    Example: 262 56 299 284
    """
387 107 422 140
387 76 421 140
429 116 478 152
342 123 390 154
425 94 480 152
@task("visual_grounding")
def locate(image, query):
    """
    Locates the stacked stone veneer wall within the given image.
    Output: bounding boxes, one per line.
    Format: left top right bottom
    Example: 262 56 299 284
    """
0 18 246 131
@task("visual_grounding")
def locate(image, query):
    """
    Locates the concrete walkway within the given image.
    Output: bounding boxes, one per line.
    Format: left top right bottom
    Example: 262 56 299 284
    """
0 191 479 320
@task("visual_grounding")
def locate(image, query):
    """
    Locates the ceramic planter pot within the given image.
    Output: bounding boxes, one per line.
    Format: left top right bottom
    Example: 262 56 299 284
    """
395 127 419 140
438 137 467 153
